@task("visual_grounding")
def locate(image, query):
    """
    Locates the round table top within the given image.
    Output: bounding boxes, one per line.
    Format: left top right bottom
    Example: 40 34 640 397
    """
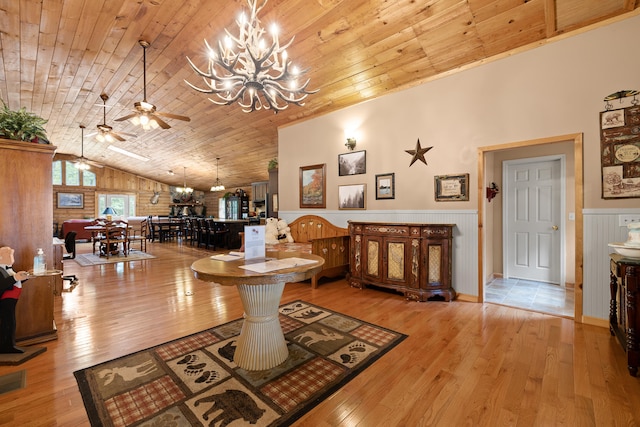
191 251 325 286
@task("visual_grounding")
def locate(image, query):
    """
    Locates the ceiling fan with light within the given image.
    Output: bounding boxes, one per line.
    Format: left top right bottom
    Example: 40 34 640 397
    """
86 93 136 142
74 125 103 169
115 40 191 130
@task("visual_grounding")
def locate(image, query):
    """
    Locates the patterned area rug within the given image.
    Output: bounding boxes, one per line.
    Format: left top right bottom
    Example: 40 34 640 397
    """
73 251 156 266
74 300 407 426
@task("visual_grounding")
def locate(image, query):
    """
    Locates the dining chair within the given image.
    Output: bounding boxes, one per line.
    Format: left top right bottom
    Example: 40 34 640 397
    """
63 231 77 260
100 221 128 258
189 217 200 245
127 219 147 252
211 222 229 250
184 217 198 244
147 216 160 242
200 218 213 249
61 231 79 290
194 218 203 247
91 219 108 255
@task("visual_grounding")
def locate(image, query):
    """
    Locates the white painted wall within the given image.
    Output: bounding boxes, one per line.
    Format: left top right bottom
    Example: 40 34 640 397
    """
277 13 640 320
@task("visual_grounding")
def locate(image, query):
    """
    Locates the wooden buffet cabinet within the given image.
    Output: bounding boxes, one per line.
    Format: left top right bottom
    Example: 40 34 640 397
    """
609 254 640 376
0 139 58 345
348 221 455 301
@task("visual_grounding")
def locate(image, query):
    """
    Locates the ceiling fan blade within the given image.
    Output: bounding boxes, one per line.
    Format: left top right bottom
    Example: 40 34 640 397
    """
87 159 104 168
114 112 137 122
85 131 98 138
111 132 126 142
155 111 191 122
152 115 172 129
119 131 137 137
109 131 126 141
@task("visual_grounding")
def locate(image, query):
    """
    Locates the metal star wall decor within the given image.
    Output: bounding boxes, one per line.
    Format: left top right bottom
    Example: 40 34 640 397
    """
405 138 433 166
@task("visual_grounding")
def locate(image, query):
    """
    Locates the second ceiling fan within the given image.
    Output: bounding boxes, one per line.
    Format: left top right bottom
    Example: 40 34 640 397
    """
87 93 136 142
75 125 103 169
115 40 191 130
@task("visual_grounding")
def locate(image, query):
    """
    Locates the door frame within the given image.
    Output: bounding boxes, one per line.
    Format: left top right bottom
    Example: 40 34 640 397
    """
477 133 584 322
503 155 565 285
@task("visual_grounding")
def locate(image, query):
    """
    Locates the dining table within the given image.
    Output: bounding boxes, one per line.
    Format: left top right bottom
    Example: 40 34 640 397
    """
149 218 184 242
84 224 132 255
191 251 324 371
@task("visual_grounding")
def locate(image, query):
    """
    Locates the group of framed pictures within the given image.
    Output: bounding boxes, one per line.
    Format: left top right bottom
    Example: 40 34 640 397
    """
299 149 469 209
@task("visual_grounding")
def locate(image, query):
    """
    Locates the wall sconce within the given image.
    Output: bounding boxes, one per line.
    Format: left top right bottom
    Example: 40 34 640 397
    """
345 137 357 151
486 182 499 202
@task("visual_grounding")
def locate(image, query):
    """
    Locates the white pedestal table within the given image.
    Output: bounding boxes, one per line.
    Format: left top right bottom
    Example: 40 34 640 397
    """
191 251 324 371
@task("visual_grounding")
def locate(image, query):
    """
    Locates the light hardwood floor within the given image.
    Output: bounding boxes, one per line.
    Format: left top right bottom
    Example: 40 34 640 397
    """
1 240 639 426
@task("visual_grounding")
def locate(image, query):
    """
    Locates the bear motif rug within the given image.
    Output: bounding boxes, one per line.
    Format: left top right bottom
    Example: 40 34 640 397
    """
74 300 407 426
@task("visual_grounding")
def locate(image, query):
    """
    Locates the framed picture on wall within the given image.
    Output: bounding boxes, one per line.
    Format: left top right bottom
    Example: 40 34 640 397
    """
600 105 640 199
339 184 366 209
299 164 326 208
434 173 469 201
375 173 395 199
338 150 366 176
57 192 84 208
601 108 625 129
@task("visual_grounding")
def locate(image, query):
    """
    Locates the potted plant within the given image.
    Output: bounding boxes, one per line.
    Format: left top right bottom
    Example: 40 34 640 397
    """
268 158 278 170
0 100 49 143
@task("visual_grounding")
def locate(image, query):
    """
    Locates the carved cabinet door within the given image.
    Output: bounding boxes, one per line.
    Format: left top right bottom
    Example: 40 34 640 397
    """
381 237 412 286
362 234 384 282
419 226 453 291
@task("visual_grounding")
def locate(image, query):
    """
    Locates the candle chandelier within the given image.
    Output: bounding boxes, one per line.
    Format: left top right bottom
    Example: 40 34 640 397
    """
185 0 317 113
211 158 225 192
176 167 193 195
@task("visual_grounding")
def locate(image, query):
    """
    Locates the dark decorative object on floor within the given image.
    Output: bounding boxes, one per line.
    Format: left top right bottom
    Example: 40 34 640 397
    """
74 300 407 427
0 370 26 395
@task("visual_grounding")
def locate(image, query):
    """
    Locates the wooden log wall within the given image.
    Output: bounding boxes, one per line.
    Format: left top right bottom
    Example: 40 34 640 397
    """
52 154 252 236
53 154 172 233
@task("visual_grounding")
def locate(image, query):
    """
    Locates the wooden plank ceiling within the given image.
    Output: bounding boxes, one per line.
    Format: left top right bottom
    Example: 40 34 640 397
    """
0 0 637 190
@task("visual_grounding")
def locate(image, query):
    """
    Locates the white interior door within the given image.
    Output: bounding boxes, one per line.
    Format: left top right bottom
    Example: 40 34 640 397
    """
504 156 564 284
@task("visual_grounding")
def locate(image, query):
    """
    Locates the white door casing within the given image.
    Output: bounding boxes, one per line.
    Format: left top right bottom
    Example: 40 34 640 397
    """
503 156 565 284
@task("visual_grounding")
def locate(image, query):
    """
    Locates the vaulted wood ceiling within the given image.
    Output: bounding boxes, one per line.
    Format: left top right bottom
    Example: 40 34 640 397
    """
1 0 638 190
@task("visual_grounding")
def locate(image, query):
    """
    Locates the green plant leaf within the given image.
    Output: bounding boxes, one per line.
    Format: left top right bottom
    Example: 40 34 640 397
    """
0 99 49 143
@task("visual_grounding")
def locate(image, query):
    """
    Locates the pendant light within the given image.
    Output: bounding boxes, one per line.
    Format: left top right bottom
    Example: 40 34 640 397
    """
176 166 193 194
75 125 91 170
211 158 225 191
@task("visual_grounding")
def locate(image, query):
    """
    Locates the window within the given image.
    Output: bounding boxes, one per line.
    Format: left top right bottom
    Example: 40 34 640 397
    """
65 161 80 186
51 160 97 187
98 194 136 218
52 161 62 185
83 170 96 186
53 160 96 187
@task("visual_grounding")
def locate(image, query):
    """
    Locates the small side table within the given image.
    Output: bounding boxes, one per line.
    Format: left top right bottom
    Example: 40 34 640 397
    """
609 254 640 376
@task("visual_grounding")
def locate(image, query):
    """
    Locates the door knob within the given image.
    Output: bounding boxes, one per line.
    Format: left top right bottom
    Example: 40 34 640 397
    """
552 225 558 231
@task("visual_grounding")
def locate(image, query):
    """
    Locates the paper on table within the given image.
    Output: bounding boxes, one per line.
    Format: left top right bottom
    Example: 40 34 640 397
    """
211 252 245 261
239 257 317 273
